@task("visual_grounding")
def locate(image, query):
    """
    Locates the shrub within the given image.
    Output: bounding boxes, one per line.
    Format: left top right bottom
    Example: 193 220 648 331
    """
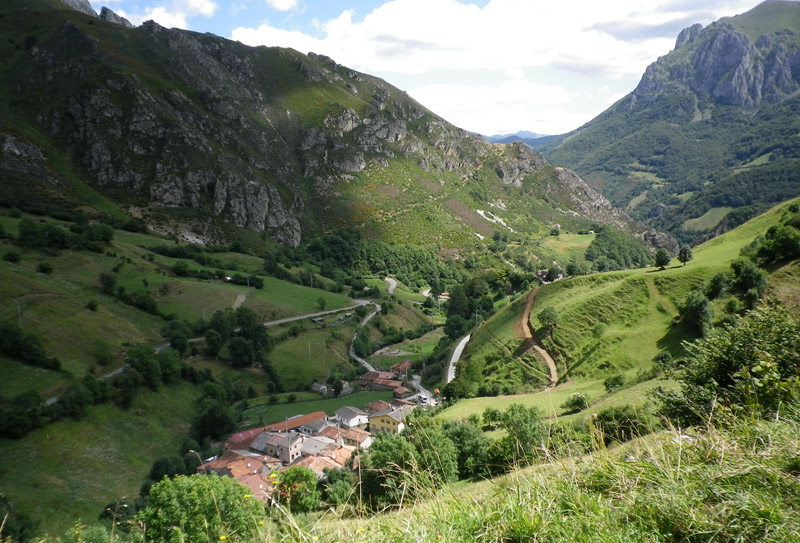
3 251 21 263
561 393 589 414
592 404 651 444
136 474 262 543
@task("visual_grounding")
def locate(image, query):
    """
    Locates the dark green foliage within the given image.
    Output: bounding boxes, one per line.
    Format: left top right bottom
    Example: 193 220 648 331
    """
592 405 651 444
98 271 116 295
655 301 800 426
560 393 589 414
443 314 469 340
603 374 626 392
442 419 491 478
191 400 236 441
682 289 714 337
3 251 21 263
0 321 60 370
678 245 693 266
360 432 421 508
585 227 652 271
406 419 459 487
148 455 187 483
730 258 768 296
0 495 38 543
655 248 671 270
538 306 559 334
125 344 161 390
274 466 321 513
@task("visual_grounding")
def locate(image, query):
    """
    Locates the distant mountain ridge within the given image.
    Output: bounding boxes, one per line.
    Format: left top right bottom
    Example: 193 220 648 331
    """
539 0 800 244
484 131 558 147
0 0 672 255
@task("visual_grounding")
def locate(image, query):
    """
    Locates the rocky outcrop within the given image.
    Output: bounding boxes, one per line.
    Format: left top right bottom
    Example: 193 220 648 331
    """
99 7 134 28
59 0 97 17
7 3 672 252
634 20 800 109
0 135 65 187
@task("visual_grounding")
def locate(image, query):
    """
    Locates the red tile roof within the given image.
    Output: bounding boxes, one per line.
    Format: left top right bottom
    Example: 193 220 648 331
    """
262 411 327 432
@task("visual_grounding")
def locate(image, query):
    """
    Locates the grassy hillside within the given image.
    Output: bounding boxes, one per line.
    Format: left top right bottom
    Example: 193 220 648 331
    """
448 197 799 404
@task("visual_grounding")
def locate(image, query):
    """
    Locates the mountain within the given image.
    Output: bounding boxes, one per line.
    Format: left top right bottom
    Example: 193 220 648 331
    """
484 131 558 146
538 0 800 244
0 0 672 260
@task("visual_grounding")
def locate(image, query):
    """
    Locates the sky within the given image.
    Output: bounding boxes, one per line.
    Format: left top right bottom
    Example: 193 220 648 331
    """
88 0 764 136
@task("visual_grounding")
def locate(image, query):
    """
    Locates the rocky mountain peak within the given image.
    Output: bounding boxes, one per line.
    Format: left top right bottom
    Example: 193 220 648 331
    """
675 23 703 49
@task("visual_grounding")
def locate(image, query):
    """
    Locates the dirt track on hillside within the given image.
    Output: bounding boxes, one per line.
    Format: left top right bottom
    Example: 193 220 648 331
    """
518 287 558 388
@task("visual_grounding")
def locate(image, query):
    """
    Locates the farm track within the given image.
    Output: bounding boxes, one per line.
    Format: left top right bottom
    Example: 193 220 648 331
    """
518 287 558 388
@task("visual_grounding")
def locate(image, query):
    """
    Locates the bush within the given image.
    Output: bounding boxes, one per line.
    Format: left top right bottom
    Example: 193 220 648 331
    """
604 374 626 392
561 393 589 414
3 251 21 263
37 261 52 274
592 404 651 444
136 475 262 543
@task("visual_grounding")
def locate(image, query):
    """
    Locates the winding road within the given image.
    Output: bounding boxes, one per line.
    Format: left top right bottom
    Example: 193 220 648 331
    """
384 277 397 294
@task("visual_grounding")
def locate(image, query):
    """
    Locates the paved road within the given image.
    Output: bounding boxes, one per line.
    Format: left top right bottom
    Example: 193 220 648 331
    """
447 334 471 383
384 277 397 294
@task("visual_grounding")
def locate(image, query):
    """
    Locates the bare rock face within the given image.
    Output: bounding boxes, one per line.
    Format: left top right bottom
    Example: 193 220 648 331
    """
59 0 97 17
0 135 65 187
634 21 800 109
99 7 134 28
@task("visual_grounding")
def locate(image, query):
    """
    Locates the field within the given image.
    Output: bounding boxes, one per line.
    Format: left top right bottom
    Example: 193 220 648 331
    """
241 390 394 427
0 382 200 536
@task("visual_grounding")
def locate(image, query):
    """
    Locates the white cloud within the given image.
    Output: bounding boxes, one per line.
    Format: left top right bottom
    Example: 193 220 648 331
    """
113 0 218 29
233 0 761 134
265 0 299 11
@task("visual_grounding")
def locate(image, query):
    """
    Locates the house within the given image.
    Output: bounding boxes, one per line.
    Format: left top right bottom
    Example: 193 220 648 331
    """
368 405 415 434
391 360 413 377
250 432 305 464
364 400 393 414
197 450 281 477
358 371 397 389
300 436 336 458
335 406 369 428
237 473 274 503
318 426 373 449
393 386 412 399
311 382 328 395
224 427 266 450
298 419 332 435
291 455 344 480
262 411 327 433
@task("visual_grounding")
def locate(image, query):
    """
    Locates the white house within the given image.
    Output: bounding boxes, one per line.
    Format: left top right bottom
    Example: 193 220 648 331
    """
334 406 369 428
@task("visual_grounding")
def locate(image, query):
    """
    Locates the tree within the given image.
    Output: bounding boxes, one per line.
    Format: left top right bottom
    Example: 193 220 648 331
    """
537 307 559 335
274 466 321 513
136 474 262 543
406 419 459 487
98 271 117 295
444 314 469 340
149 455 187 482
678 245 693 266
560 393 589 414
125 344 161 390
682 289 713 337
205 329 223 357
442 419 491 478
360 432 421 508
191 400 236 441
655 247 671 270
316 296 327 310
227 336 255 368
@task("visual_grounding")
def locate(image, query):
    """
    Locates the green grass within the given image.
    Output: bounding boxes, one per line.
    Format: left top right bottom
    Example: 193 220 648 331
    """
682 206 733 231
268 324 356 390
0 382 200 536
241 390 394 426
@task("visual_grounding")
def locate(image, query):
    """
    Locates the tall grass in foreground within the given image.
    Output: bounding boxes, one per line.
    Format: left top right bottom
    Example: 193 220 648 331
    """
21 411 800 542
321 411 800 543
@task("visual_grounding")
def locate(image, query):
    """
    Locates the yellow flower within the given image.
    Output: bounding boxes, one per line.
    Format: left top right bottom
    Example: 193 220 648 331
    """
220 537 227 541
258 521 264 526
244 494 251 499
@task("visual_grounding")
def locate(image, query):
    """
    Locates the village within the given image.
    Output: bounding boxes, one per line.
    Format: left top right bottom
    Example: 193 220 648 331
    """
196 360 436 502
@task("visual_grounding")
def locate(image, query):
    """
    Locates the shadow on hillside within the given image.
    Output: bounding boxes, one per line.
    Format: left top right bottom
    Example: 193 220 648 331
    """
656 317 697 359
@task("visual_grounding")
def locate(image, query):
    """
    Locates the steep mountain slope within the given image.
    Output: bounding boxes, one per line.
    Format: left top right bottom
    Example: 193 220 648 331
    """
540 1 800 244
0 0 667 256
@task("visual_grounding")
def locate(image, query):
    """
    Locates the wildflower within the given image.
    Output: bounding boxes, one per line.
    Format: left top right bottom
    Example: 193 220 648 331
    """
244 494 251 499
220 536 227 541
258 521 264 526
